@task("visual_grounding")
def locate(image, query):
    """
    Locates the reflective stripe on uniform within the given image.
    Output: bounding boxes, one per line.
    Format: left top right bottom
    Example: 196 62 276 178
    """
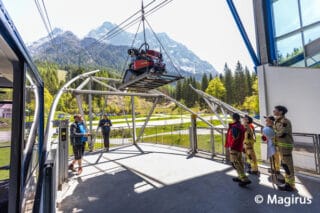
277 142 293 148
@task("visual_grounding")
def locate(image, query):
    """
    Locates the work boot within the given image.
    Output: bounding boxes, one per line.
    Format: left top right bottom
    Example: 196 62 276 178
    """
248 170 260 176
238 179 252 187
277 183 295 192
232 177 241 182
268 168 280 174
68 164 75 172
77 167 83 175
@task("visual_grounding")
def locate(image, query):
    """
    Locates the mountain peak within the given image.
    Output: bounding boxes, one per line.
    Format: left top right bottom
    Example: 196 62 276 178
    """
51 27 64 36
28 20 218 79
101 21 117 30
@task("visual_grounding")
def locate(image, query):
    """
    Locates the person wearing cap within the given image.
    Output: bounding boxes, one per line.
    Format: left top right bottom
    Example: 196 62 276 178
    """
242 115 259 175
262 115 283 182
69 114 91 175
99 114 112 152
225 113 251 186
262 116 280 184
273 105 295 191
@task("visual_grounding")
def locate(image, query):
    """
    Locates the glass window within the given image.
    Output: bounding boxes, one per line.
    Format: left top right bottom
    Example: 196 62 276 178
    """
303 25 320 45
307 53 320 67
0 91 12 181
273 0 300 37
276 33 303 63
300 0 320 26
21 67 41 212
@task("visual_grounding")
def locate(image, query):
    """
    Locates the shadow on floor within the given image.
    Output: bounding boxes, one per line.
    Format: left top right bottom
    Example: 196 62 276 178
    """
59 161 320 213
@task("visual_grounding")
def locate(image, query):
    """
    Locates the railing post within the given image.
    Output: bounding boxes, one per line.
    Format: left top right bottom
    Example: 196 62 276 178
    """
131 96 136 144
190 114 197 153
211 127 215 157
42 150 56 213
316 134 320 174
58 120 69 190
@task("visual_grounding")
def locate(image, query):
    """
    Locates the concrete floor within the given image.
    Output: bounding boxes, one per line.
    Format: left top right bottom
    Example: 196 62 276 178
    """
58 143 320 213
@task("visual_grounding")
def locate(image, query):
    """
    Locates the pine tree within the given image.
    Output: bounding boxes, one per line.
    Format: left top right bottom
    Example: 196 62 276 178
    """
233 61 248 106
175 80 182 101
200 73 209 109
245 66 253 96
209 73 213 81
201 73 209 91
223 63 233 103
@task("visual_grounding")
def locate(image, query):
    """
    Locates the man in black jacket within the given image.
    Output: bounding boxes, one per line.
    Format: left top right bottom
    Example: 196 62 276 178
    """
99 114 112 152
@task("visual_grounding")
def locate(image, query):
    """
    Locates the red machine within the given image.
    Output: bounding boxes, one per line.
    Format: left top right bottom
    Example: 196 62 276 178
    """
129 49 166 73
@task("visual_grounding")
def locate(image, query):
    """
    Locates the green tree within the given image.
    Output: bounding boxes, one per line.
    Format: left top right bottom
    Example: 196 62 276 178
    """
44 88 53 115
205 77 226 100
242 78 259 113
37 62 60 95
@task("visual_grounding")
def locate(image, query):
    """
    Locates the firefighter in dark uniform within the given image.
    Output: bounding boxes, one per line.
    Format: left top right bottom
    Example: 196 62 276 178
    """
273 105 295 191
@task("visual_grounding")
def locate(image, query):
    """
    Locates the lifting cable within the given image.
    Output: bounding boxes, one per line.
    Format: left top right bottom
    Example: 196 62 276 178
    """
85 0 173 50
121 20 142 77
145 18 182 77
107 0 173 42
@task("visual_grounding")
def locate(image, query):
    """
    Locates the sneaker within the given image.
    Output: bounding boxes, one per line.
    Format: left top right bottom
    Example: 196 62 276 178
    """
68 164 75 172
77 167 83 175
238 179 252 187
277 183 295 192
232 177 241 182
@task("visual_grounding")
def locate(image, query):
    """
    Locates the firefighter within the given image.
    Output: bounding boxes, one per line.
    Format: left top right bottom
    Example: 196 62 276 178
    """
273 105 295 191
243 115 259 175
225 113 251 186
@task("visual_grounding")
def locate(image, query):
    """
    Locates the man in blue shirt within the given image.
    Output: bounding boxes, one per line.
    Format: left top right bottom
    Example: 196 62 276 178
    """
99 114 112 152
69 114 90 175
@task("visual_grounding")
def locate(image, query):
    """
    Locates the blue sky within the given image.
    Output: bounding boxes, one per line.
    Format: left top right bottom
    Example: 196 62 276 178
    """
2 0 256 72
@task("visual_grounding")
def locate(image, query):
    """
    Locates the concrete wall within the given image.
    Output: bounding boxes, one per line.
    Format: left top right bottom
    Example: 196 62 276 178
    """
258 65 320 134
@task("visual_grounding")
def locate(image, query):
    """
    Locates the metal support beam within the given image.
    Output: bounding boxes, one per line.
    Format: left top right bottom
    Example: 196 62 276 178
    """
67 89 162 97
211 128 215 157
76 77 90 90
94 77 121 82
45 70 100 148
91 77 118 91
152 90 215 128
253 0 269 65
88 77 93 148
131 96 136 144
9 61 25 213
264 0 277 63
136 97 159 142
203 98 228 128
226 0 260 67
189 85 263 127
